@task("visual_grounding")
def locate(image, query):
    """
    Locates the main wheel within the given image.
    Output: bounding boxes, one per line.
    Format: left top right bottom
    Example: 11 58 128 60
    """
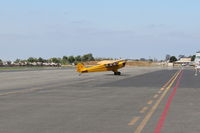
114 72 121 75
117 72 121 75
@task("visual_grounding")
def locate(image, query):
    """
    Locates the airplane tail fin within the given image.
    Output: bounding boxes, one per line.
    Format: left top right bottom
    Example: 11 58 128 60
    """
76 63 85 72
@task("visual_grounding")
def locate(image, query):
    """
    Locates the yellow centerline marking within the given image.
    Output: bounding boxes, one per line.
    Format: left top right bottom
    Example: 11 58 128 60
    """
161 70 179 89
128 116 140 126
159 71 179 92
147 100 153 105
134 70 181 133
153 94 159 99
140 106 149 113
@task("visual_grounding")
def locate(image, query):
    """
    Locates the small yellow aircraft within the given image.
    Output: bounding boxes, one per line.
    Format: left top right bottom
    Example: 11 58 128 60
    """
76 60 126 75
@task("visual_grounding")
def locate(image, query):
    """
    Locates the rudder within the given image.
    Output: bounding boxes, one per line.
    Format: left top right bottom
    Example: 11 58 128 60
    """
76 63 85 72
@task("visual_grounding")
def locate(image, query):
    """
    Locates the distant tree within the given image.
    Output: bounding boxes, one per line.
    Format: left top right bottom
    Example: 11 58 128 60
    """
140 58 146 61
27 57 38 63
21 60 27 63
58 58 62 63
75 55 82 62
0 59 3 65
87 54 95 61
62 56 69 64
7 61 12 65
82 53 95 61
191 55 196 61
51 58 61 64
81 54 88 61
63 56 68 61
68 56 75 64
38 57 45 63
148 59 153 62
165 54 171 61
169 56 177 62
14 59 21 63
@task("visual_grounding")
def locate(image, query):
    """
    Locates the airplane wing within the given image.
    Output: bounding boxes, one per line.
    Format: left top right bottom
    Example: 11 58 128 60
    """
97 60 116 65
97 60 124 65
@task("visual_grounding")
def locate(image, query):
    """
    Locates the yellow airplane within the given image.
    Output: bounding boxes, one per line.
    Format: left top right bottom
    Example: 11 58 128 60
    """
76 60 126 75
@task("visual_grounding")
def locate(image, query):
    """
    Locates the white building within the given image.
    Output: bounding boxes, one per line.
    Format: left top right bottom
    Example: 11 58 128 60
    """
195 52 200 65
176 58 191 66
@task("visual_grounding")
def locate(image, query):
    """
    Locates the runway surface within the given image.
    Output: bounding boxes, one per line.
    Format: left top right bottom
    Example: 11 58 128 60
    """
0 67 199 133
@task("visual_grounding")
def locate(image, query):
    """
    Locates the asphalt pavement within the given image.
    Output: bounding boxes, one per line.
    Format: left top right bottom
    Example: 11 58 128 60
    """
0 67 199 133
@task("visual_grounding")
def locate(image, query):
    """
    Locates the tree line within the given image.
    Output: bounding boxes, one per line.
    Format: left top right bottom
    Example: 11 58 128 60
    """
20 53 95 64
0 53 96 65
0 53 197 66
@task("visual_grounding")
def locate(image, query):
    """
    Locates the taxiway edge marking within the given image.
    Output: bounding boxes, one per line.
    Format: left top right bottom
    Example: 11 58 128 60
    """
133 70 181 133
153 70 183 133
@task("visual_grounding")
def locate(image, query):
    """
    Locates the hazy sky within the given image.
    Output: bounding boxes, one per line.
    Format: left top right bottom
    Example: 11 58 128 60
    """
0 0 200 60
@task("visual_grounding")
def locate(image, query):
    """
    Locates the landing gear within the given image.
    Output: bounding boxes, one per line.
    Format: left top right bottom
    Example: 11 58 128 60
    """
114 72 121 75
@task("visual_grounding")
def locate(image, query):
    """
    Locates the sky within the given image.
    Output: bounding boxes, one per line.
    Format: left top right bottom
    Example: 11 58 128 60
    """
0 0 200 60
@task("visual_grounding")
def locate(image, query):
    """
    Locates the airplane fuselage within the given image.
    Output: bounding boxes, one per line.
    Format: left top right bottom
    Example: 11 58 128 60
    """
77 60 126 75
